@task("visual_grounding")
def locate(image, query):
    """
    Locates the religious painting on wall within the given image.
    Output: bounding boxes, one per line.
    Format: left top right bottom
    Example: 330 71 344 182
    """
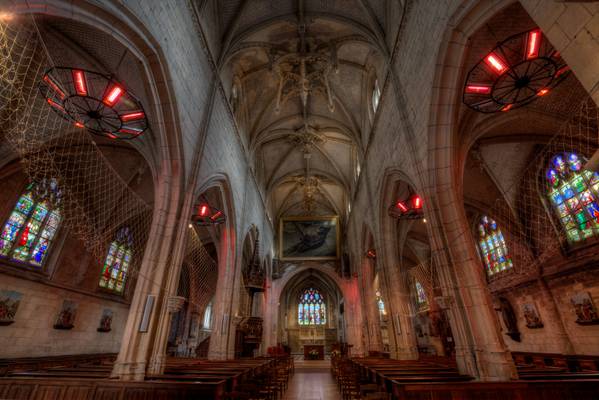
571 292 599 325
280 216 339 260
54 300 77 330
97 309 113 332
0 290 23 326
522 303 544 329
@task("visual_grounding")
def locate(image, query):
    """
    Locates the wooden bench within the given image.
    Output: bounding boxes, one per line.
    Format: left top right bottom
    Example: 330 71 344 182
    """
391 379 599 400
0 353 116 376
0 376 227 399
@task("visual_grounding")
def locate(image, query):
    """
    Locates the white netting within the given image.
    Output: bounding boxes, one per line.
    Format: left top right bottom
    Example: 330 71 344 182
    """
0 18 152 278
480 96 599 289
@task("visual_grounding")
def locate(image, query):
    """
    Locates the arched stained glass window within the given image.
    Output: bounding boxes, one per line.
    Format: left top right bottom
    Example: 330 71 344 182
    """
376 290 386 316
477 216 513 276
415 281 428 308
0 179 62 267
546 152 599 243
298 288 326 325
99 227 133 294
372 79 381 114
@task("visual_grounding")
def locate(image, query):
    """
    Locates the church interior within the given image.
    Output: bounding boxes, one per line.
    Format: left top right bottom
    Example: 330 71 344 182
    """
1 1 599 399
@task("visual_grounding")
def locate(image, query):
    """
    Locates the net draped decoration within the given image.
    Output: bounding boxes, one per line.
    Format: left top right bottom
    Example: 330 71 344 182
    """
298 288 326 325
0 18 152 282
477 216 513 276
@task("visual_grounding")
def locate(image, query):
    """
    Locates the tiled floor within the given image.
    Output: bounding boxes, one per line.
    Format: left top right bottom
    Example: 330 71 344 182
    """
283 360 342 400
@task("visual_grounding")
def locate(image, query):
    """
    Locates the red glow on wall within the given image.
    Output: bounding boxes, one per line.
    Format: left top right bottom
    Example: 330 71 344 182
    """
43 75 65 100
485 54 508 74
465 85 491 94
103 85 124 107
72 70 87 96
120 111 145 122
527 30 541 59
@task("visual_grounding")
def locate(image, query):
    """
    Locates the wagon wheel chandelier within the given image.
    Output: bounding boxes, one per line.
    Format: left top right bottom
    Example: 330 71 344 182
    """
40 67 148 139
388 191 424 220
463 29 570 113
191 200 226 226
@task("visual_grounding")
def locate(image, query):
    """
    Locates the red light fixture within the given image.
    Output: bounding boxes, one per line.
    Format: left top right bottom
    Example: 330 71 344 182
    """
484 54 508 74
526 30 541 59
389 190 425 220
72 69 87 96
191 200 226 226
103 85 124 107
40 67 149 140
465 85 491 95
463 29 570 113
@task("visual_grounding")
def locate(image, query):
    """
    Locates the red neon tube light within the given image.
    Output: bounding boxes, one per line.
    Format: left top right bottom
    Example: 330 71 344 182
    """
396 201 408 213
72 70 87 96
43 75 66 100
198 204 209 217
210 210 223 221
104 85 123 107
47 98 65 112
120 111 145 122
465 85 491 94
527 30 541 59
484 54 508 74
412 196 422 209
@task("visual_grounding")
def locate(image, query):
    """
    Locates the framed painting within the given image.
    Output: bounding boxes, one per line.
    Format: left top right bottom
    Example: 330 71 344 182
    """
0 290 23 326
571 292 599 325
97 309 113 332
279 216 339 260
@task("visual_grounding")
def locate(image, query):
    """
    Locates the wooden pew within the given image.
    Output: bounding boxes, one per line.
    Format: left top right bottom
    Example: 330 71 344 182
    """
0 353 116 376
0 377 227 399
391 379 599 400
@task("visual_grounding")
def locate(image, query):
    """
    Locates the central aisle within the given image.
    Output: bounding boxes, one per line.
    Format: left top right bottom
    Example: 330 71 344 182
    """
283 359 342 400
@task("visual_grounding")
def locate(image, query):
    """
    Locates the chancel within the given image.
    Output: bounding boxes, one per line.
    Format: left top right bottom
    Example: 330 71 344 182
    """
1 1 599 399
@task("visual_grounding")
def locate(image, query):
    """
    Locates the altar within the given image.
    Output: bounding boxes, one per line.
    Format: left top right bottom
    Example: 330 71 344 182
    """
303 344 325 360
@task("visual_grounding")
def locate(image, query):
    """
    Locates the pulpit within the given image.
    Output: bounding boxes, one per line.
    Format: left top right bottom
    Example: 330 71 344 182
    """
303 344 324 360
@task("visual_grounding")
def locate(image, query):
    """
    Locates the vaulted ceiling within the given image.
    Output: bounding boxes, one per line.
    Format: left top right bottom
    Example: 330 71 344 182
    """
214 0 396 226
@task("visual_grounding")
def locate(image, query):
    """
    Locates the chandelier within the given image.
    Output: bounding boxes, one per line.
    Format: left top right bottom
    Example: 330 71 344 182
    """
463 29 570 113
191 201 226 226
388 192 424 220
40 67 149 139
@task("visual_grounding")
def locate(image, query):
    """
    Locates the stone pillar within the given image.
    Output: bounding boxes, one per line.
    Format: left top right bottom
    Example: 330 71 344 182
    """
207 226 237 359
360 257 383 353
111 172 184 380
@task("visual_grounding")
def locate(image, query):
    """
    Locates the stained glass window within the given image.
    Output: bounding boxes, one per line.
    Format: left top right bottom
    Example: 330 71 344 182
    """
372 79 381 114
298 287 326 325
99 227 133 294
0 180 62 266
546 152 599 243
415 281 428 308
477 216 513 276
203 301 213 330
376 290 386 316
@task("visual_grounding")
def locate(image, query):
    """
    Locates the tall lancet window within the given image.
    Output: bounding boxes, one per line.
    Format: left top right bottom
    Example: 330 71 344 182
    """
477 216 512 276
415 281 428 308
99 227 133 294
372 78 381 114
0 179 62 266
298 288 326 325
546 152 599 243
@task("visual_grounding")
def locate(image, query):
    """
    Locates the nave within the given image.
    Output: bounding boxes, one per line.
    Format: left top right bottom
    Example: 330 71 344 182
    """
2 0 599 399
